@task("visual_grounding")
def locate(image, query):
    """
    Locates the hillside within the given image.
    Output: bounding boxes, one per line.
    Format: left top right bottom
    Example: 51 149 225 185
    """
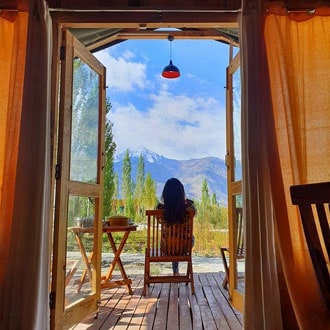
114 148 229 206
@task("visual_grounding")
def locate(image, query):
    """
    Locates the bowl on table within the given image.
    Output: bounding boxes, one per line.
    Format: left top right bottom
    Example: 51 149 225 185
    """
106 215 129 226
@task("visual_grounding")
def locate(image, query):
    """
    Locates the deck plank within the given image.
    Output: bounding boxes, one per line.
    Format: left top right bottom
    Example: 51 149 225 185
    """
113 275 144 329
212 272 243 328
152 283 170 330
74 272 242 329
127 276 148 329
100 289 131 329
71 282 125 329
143 282 162 329
167 283 179 328
194 274 218 330
178 284 193 330
199 273 230 329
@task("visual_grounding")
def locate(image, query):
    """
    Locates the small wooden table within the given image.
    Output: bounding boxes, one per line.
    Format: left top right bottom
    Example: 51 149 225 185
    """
70 224 138 294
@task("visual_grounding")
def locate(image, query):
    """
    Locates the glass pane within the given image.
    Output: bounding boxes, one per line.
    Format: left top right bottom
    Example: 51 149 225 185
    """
65 195 96 308
235 194 245 294
233 68 242 181
70 57 99 183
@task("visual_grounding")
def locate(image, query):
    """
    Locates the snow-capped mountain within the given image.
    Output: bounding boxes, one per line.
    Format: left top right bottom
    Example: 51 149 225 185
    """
114 148 230 205
114 147 163 164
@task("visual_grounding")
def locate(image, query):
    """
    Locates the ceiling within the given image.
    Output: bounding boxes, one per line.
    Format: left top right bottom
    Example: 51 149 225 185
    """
42 0 240 51
69 27 239 53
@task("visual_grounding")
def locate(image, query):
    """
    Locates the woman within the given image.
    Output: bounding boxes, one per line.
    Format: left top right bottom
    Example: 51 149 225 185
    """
157 178 195 275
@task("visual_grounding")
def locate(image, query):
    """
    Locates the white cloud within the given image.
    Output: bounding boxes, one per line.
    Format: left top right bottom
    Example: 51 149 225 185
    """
95 50 147 92
98 43 228 160
109 90 226 160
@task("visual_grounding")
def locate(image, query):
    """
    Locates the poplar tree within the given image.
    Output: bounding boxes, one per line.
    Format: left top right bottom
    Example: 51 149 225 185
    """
103 98 116 218
113 173 120 214
197 179 211 225
121 150 135 218
201 179 211 206
142 173 157 212
134 154 145 219
211 193 218 206
71 58 99 182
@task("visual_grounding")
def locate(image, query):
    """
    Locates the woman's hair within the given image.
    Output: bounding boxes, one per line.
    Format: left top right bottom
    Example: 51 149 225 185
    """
161 178 186 224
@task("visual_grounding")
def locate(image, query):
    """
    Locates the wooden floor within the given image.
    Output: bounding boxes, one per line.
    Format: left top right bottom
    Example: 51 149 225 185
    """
71 272 242 330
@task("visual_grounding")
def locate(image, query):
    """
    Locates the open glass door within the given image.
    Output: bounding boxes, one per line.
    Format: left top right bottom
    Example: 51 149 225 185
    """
226 46 244 312
50 30 106 329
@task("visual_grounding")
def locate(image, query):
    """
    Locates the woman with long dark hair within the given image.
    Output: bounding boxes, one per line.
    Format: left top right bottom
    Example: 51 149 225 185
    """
157 178 195 275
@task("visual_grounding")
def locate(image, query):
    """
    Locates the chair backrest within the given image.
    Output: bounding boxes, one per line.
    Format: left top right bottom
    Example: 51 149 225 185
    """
290 182 330 309
146 209 195 257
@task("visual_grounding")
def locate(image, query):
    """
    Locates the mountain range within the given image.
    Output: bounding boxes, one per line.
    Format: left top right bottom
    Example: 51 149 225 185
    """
114 148 229 206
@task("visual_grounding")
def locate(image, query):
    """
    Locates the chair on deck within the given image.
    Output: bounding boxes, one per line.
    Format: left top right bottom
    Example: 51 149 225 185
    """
220 207 244 289
290 182 330 309
143 209 195 296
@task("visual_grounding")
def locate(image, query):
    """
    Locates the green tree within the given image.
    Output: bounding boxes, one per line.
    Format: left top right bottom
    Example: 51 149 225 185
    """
142 173 157 212
112 173 119 213
201 179 210 206
71 58 99 182
70 58 104 217
103 98 116 218
134 155 145 221
211 193 218 206
122 150 135 218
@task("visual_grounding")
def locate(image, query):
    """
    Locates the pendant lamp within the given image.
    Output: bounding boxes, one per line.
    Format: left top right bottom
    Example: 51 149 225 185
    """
162 35 180 79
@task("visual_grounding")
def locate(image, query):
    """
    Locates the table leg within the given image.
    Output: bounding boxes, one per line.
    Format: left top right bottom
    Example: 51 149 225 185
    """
74 233 93 292
65 259 81 287
102 231 133 294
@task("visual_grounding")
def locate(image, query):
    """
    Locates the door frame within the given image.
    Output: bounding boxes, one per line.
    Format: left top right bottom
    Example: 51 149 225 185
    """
225 46 244 311
49 12 240 328
50 29 106 329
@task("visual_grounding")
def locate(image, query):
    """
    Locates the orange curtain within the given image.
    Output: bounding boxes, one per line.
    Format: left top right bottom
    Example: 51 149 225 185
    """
265 8 330 329
0 9 28 303
241 0 330 328
240 2 284 327
0 1 52 328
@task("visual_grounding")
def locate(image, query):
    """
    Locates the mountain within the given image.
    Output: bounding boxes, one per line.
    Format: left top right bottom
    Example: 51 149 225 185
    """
114 148 229 206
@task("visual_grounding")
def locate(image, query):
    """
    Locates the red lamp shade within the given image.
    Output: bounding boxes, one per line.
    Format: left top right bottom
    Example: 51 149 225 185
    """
162 60 180 79
162 35 180 79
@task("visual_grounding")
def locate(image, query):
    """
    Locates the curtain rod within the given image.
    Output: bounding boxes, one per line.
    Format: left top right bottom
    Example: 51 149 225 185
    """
48 8 241 13
287 7 316 15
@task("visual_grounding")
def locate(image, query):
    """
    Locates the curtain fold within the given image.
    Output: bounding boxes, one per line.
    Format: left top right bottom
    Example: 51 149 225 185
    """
265 11 330 329
0 9 28 315
242 0 330 328
0 0 52 329
240 2 283 328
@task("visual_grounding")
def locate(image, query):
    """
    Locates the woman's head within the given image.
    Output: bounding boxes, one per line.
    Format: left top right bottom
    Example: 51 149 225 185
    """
162 178 185 203
161 178 186 224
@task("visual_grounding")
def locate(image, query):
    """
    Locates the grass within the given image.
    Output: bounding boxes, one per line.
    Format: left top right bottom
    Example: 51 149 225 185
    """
102 227 228 257
68 224 229 257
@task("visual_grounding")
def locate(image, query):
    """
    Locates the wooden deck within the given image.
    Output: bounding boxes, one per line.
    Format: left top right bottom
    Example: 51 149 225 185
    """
71 272 242 329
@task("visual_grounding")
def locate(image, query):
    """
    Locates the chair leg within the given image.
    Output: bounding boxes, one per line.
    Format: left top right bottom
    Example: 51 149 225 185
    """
222 275 228 290
189 261 195 294
220 247 229 290
143 254 148 296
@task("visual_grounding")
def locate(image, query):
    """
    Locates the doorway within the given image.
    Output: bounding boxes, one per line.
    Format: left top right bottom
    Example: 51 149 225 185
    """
50 16 240 329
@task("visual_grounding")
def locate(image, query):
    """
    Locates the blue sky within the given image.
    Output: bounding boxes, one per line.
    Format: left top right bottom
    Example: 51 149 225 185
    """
95 39 233 160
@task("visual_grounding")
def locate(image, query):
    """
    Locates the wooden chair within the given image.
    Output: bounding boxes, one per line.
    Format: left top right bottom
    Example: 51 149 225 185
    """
290 182 330 309
220 207 244 289
143 209 195 296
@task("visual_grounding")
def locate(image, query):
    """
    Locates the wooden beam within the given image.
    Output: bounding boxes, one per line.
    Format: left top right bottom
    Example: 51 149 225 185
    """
51 11 239 28
85 28 239 51
47 0 241 11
